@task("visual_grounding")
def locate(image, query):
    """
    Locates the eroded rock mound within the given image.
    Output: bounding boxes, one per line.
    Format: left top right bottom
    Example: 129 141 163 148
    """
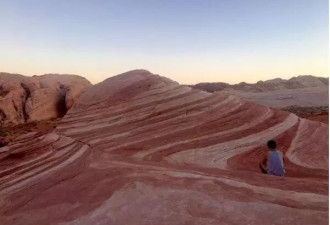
0 70 328 225
0 73 91 126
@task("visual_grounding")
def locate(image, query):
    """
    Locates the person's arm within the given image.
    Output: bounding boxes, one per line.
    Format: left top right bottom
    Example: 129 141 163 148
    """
260 152 268 166
280 151 285 164
280 151 286 174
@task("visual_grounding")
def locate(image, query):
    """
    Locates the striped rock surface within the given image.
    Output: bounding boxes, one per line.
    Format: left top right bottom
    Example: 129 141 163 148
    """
0 70 328 225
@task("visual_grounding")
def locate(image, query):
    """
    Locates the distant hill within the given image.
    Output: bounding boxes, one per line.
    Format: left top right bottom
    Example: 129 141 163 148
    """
190 75 328 93
190 75 329 108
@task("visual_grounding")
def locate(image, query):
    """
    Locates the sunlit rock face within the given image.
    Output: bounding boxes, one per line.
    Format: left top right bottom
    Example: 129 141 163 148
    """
0 70 328 225
0 73 91 126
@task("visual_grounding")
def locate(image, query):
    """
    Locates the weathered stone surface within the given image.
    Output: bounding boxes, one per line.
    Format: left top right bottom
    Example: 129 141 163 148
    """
65 83 89 110
25 88 65 122
0 73 91 126
0 70 328 225
0 74 30 125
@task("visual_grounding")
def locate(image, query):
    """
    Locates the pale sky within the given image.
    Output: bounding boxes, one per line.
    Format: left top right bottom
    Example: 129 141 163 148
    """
0 0 328 84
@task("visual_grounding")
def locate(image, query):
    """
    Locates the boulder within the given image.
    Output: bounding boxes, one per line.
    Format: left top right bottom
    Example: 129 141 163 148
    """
0 73 91 125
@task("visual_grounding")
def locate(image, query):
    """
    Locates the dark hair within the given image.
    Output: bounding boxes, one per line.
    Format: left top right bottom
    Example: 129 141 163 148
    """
267 140 277 149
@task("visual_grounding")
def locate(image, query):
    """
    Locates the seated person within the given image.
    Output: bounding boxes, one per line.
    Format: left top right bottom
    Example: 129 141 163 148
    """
259 140 285 176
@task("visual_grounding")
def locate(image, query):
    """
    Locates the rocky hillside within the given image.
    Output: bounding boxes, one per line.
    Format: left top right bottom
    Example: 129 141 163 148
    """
0 73 91 126
191 75 328 93
190 75 329 108
0 70 327 225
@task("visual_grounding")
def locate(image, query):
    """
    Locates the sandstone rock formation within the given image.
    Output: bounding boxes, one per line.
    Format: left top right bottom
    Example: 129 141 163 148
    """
0 70 328 225
0 73 91 126
191 75 329 107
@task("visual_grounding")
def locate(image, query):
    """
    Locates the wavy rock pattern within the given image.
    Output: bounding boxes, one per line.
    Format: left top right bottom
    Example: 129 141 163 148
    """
0 70 328 225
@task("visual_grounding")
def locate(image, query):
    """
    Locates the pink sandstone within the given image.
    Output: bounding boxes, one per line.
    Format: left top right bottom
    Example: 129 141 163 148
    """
0 70 328 225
